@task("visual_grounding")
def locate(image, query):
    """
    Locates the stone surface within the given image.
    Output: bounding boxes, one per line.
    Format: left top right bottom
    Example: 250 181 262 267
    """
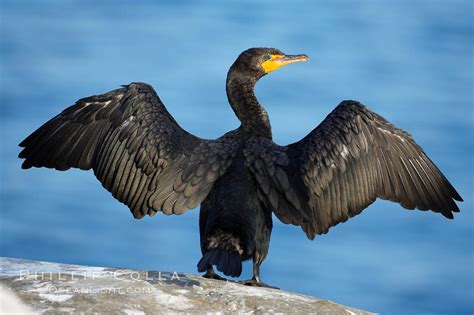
0 257 373 314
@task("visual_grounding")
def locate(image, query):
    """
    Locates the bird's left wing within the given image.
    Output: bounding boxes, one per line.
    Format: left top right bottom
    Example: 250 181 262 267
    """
19 82 240 218
245 101 462 239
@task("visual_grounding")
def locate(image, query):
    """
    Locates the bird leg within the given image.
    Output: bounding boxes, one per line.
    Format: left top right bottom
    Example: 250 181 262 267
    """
203 266 227 281
240 260 279 289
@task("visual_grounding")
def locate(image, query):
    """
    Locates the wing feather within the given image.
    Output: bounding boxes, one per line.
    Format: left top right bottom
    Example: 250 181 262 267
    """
19 82 240 218
246 100 462 239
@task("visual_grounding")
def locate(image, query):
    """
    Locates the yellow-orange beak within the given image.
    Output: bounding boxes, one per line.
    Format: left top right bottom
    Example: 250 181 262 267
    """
261 54 310 73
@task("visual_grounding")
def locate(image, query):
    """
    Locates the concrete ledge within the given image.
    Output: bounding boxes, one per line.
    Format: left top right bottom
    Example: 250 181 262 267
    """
0 257 372 314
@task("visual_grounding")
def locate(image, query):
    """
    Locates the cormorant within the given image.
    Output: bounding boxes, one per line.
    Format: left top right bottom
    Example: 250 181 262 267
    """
19 47 463 288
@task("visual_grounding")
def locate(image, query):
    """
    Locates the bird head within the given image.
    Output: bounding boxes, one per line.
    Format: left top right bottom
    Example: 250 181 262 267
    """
228 47 309 82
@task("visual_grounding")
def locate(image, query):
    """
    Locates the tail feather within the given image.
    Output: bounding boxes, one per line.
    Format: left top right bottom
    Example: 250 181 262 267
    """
197 248 242 277
217 251 229 274
197 248 217 273
228 251 242 277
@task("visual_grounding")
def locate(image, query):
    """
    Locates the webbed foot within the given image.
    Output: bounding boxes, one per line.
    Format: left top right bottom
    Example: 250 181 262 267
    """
203 267 227 281
240 277 279 289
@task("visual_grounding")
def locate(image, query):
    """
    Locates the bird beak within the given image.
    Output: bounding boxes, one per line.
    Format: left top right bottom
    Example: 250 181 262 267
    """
262 54 310 73
278 54 310 65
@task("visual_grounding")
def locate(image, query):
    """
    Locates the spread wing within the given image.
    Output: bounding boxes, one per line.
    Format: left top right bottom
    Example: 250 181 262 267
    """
246 100 462 239
19 82 239 218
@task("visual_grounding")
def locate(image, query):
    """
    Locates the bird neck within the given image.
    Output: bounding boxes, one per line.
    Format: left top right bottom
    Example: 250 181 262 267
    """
226 74 272 139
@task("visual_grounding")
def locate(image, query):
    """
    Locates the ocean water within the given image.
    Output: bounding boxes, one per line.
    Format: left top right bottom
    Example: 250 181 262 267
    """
0 1 472 314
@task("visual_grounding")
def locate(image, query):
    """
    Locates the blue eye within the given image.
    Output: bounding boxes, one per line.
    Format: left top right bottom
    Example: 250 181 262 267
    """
264 53 271 60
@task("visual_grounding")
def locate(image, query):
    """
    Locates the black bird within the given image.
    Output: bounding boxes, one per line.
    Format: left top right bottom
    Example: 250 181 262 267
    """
19 47 462 288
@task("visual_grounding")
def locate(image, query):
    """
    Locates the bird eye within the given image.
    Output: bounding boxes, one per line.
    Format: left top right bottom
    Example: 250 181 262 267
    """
264 53 271 61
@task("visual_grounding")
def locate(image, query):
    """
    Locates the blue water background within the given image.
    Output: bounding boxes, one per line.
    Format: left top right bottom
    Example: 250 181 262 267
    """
1 1 473 314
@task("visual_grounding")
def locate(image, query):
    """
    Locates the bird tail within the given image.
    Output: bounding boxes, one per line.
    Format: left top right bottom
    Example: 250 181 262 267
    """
197 232 243 277
197 248 242 278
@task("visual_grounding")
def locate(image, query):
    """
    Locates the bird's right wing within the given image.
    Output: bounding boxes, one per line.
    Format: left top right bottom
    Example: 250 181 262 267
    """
246 101 462 240
19 82 240 218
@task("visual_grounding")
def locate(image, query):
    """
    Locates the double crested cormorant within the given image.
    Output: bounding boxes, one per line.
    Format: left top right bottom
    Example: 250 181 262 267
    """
19 48 462 288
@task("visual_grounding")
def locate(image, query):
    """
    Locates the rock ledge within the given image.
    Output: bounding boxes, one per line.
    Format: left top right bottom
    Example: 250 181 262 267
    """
0 257 372 314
